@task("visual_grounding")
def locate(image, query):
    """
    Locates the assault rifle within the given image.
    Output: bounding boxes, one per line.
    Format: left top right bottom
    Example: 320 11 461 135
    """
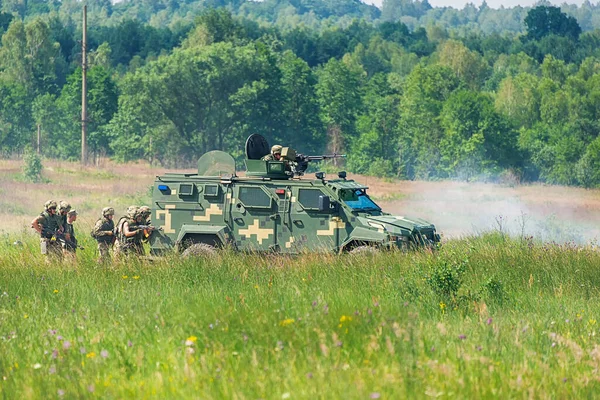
292 153 347 176
136 225 163 239
41 228 84 250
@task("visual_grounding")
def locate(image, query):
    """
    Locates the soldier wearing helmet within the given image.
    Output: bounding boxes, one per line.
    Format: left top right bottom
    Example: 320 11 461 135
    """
115 206 144 257
261 145 283 161
62 209 79 258
31 200 64 261
58 201 72 246
91 207 115 263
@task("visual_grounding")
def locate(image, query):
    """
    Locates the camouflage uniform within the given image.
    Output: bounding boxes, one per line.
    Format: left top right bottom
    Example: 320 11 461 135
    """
32 200 64 261
92 207 115 263
137 205 155 244
62 209 79 262
115 206 143 257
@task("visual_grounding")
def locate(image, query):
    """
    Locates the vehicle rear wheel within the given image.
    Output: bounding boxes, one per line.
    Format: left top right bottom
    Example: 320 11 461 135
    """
181 243 217 258
349 245 380 255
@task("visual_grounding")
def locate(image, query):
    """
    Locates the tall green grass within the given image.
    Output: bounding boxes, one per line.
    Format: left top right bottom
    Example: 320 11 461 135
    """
1 233 600 398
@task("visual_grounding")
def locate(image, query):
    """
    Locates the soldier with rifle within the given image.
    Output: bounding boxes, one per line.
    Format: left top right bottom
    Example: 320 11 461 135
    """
91 207 115 263
31 200 64 261
62 209 82 260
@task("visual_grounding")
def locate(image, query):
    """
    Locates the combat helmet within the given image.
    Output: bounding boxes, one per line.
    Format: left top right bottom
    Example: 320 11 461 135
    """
102 207 115 217
44 200 58 210
59 201 71 213
126 205 139 219
271 145 282 155
138 205 151 217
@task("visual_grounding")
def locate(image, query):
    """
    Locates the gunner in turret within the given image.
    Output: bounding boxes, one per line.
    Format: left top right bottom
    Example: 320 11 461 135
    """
261 145 283 161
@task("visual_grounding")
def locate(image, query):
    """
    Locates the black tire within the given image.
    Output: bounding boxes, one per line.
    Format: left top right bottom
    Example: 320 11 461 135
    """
349 245 380 255
181 243 217 258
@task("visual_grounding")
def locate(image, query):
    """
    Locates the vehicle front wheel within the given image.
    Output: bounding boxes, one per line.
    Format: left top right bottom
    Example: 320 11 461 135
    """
349 245 380 255
181 243 217 258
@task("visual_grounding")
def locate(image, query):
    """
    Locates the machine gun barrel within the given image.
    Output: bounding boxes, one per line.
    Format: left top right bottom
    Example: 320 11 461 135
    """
305 154 347 161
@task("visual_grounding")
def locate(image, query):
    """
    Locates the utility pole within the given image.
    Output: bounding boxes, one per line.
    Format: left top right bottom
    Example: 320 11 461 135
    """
81 5 88 165
37 124 41 154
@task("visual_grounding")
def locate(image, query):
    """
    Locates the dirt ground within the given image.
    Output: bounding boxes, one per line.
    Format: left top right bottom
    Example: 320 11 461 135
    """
2 159 599 242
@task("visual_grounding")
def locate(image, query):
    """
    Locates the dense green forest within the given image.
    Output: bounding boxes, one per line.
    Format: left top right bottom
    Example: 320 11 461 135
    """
2 0 600 186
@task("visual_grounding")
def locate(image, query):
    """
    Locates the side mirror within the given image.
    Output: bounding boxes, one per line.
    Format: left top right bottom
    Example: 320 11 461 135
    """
318 195 331 212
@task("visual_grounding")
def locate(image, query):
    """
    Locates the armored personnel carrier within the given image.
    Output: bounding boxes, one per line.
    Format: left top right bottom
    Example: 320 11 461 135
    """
149 134 440 255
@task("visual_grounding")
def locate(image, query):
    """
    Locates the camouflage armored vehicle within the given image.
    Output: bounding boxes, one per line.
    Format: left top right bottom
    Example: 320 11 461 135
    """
149 134 440 255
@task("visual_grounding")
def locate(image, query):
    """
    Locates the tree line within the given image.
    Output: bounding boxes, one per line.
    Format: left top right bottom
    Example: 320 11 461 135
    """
1 2 600 186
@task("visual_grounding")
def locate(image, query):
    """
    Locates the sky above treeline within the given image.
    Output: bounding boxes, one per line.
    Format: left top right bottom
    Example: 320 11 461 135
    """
363 0 592 8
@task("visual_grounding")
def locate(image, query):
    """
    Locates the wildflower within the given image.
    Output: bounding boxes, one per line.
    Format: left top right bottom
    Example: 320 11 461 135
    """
49 365 56 374
53 290 59 294
52 349 58 359
370 393 381 399
306 372 313 379
80 347 86 354
33 363 42 369
88 385 95 393
86 352 96 359
185 336 197 346
127 340 133 347
552 342 556 347
133 276 140 280
439 302 446 312
486 318 493 325
100 350 109 358
589 319 597 326
122 275 128 279
279 319 295 327
311 300 317 308
282 393 290 399
62 341 71 350
339 315 352 323
56 335 63 341
24 314 28 319
57 389 65 397
458 334 467 340
477 346 483 351
254 285 259 289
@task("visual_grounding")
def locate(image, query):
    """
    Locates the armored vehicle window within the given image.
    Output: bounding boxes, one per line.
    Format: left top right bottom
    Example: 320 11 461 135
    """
298 189 327 210
179 183 194 196
239 187 271 208
205 184 219 197
341 189 380 211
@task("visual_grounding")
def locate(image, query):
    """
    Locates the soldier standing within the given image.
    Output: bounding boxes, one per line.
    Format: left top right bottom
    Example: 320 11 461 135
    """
92 207 115 263
31 200 64 261
58 201 72 243
115 206 141 257
63 209 79 260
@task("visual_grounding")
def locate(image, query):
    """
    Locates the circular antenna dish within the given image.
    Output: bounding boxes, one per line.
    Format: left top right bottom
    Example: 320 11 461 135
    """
197 150 236 177
245 134 270 160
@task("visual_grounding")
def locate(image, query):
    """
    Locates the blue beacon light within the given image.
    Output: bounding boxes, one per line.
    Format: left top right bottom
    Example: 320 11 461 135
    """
158 185 169 191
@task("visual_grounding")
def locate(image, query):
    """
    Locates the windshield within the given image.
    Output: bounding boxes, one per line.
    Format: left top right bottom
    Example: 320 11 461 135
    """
340 189 381 211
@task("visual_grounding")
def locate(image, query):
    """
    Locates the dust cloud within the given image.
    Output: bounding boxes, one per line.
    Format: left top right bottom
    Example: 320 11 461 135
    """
364 177 600 244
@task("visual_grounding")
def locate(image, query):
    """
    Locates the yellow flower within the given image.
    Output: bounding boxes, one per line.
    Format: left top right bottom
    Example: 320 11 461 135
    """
86 352 96 358
23 314 28 319
133 276 140 280
279 318 295 327
589 319 597 326
186 336 198 343
122 275 128 279
339 315 352 323
439 302 446 313
53 289 59 294
254 285 259 289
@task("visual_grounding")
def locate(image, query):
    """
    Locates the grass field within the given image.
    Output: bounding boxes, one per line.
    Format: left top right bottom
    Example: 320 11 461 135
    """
2 158 600 398
1 234 600 398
